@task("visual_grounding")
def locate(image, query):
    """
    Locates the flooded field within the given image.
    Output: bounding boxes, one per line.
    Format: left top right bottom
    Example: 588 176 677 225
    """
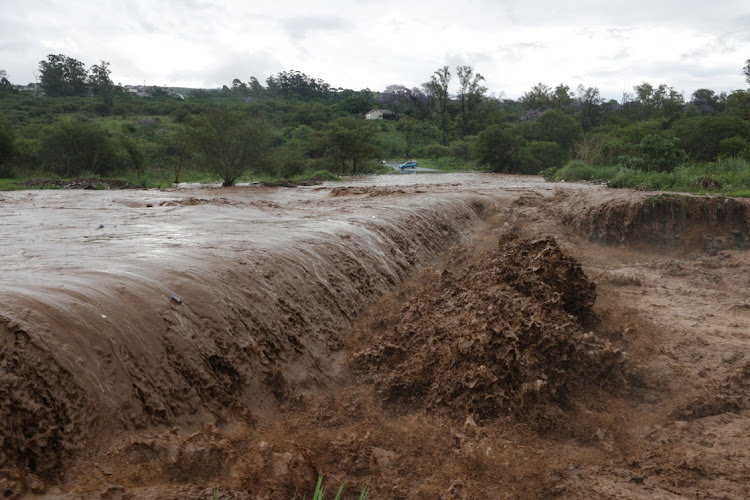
2 173 749 498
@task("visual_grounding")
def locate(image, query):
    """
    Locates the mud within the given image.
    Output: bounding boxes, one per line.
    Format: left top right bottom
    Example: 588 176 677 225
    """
2 176 750 498
353 234 626 427
563 190 750 254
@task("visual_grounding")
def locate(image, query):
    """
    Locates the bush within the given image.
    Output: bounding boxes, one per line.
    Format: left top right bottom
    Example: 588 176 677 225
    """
421 143 449 159
517 141 567 175
447 140 474 161
718 136 750 159
0 116 16 175
37 117 118 177
618 134 688 172
542 160 619 182
474 125 526 173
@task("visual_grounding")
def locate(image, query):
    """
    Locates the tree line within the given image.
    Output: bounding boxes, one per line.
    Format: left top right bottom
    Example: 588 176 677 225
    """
1 55 749 185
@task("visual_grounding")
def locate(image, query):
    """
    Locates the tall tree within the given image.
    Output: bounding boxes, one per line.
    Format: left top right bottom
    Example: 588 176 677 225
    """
576 85 602 130
88 61 113 96
632 82 684 123
551 84 574 109
39 54 88 97
430 66 452 146
185 108 272 186
379 84 412 119
312 117 381 173
266 70 333 100
744 58 750 86
0 70 14 93
396 117 424 157
690 88 723 114
0 116 16 169
88 61 114 112
521 83 552 111
456 65 487 137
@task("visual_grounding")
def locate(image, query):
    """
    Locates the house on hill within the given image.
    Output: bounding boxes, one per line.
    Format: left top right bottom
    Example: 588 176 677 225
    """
364 109 396 120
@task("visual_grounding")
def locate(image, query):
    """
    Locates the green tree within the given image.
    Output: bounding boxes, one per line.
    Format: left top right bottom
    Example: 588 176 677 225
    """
576 85 602 130
0 116 16 173
37 117 117 176
474 125 526 172
671 114 750 161
88 61 115 113
430 66 452 146
718 136 750 159
551 84 574 109
396 117 424 157
312 117 381 173
456 65 486 137
727 90 750 122
39 54 88 97
518 141 567 174
632 82 684 123
161 128 192 183
119 136 146 176
185 108 272 186
743 59 750 85
0 69 16 94
519 108 582 152
619 134 688 172
266 70 333 100
521 83 552 112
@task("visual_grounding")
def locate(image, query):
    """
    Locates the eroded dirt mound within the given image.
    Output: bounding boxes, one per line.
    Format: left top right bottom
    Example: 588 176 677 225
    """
563 192 750 254
354 234 627 427
15 178 141 190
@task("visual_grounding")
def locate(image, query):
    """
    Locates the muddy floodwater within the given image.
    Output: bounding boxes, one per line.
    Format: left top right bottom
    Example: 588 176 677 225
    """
2 173 750 499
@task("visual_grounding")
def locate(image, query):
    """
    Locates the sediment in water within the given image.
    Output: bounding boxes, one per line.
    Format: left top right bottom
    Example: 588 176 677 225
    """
0 195 488 478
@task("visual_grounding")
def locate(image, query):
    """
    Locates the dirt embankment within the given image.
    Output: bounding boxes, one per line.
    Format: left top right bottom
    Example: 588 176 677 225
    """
563 191 750 255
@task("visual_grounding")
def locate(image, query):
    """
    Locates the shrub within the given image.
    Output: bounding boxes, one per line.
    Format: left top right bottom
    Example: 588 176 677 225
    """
37 117 118 177
0 116 16 174
517 141 567 175
618 134 688 172
421 143 449 159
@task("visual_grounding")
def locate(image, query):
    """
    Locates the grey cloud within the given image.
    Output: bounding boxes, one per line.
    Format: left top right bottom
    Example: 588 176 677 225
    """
168 51 283 88
496 42 546 63
280 16 348 41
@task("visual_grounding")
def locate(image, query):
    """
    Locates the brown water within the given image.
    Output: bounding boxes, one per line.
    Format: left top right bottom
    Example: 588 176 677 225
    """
4 174 749 499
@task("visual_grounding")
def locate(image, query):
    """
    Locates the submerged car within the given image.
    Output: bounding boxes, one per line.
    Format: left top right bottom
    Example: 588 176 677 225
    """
399 160 418 169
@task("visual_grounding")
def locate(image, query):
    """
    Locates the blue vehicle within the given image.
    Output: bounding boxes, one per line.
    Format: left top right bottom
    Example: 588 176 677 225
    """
399 160 418 170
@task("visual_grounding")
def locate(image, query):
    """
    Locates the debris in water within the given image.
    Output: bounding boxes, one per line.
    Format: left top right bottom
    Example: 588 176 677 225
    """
171 294 183 304
96 224 104 230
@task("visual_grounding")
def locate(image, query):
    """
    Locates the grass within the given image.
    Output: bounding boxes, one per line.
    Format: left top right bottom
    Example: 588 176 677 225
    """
543 157 750 197
298 473 369 500
211 473 369 500
417 156 483 172
0 178 30 190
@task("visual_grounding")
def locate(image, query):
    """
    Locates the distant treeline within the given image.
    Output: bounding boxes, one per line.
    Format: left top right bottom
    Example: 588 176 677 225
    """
0 56 749 186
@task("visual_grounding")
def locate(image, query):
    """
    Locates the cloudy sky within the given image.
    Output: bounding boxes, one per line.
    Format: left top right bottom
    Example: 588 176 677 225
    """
2 0 749 100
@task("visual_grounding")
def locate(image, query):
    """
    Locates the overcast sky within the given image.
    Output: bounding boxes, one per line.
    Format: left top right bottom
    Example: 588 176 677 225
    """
2 0 749 101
